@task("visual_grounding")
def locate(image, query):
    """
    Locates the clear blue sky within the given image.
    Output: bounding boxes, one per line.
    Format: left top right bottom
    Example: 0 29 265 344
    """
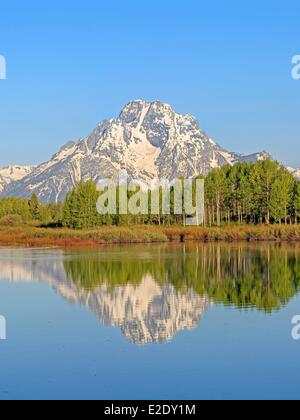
0 0 299 167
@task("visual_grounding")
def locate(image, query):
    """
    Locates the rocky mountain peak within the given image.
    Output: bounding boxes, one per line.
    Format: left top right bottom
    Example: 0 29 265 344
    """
0 100 273 202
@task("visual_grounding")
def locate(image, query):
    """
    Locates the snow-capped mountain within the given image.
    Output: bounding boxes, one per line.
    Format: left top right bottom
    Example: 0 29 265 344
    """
232 151 271 164
1 100 271 202
0 165 35 193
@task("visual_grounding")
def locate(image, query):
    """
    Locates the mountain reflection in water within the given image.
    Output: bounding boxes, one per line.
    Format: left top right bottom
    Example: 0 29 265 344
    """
1 243 300 345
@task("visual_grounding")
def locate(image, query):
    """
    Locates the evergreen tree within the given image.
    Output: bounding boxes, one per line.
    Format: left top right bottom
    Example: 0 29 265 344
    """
29 193 39 219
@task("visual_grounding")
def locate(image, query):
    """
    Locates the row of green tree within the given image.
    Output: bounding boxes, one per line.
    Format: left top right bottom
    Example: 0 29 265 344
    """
62 160 300 228
0 194 62 225
205 160 300 225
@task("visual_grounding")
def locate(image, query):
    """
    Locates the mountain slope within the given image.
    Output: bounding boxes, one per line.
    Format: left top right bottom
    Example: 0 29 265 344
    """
0 165 35 193
1 100 271 202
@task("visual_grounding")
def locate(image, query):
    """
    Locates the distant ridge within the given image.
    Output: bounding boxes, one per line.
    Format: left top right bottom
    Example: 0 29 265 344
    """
0 165 35 193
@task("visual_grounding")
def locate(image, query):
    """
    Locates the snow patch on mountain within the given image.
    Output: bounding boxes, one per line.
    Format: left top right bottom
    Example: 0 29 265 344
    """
0 165 35 193
294 169 300 179
288 167 300 179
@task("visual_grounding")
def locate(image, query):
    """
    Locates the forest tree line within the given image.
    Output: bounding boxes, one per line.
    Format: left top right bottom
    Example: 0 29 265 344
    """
205 160 300 226
0 194 62 226
0 160 300 228
62 160 300 228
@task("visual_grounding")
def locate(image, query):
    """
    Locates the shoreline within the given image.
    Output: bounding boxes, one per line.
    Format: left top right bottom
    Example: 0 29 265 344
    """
1 224 300 247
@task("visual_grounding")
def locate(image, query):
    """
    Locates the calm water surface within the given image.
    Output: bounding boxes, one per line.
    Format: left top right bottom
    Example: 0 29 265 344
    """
0 243 300 400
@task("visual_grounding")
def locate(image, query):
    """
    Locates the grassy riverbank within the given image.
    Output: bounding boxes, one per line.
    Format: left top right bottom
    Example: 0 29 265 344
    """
1 224 300 247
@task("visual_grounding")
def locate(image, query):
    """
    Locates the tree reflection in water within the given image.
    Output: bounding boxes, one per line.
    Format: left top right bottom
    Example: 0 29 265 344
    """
1 243 300 344
62 243 300 343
